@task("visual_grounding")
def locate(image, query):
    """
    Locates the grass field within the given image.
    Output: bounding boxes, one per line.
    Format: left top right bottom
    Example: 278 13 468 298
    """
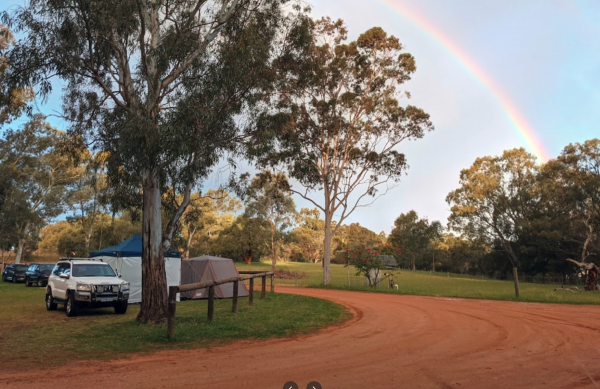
238 261 600 305
0 280 350 371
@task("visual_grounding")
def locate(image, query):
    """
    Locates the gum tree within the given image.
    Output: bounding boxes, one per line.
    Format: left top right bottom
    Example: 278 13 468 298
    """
447 148 539 298
5 0 308 322
250 18 433 284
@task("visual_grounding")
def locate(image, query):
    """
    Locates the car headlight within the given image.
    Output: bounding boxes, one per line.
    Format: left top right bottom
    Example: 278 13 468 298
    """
76 283 91 291
121 283 130 291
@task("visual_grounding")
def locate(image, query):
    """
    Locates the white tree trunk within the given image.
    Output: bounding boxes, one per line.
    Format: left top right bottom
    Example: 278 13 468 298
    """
14 223 29 264
15 239 25 264
323 220 332 285
137 170 168 323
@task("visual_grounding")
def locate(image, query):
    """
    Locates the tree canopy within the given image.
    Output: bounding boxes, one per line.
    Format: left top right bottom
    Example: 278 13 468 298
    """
250 17 433 284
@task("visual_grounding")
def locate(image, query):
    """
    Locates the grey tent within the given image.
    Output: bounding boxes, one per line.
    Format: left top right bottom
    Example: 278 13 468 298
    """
180 256 249 299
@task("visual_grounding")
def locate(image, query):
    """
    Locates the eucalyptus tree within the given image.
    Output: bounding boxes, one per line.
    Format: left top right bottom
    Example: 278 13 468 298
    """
244 170 296 271
180 189 241 258
389 210 442 271
250 18 433 284
553 139 600 263
0 117 79 263
0 23 32 125
4 1 308 322
67 151 109 253
447 148 539 298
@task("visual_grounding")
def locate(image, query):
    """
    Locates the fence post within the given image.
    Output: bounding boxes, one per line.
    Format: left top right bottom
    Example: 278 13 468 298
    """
261 275 266 299
208 285 215 322
167 286 178 339
249 278 254 306
270 274 274 292
232 280 239 313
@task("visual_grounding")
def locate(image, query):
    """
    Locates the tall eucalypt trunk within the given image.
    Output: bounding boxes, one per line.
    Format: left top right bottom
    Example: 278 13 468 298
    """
322 212 333 285
14 222 30 264
504 243 520 299
138 170 168 324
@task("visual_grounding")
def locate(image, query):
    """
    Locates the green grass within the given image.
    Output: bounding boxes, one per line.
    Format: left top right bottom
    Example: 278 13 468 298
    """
0 280 350 371
239 261 600 305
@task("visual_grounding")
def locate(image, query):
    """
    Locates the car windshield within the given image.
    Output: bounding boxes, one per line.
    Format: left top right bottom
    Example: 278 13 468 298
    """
72 264 116 277
39 264 54 271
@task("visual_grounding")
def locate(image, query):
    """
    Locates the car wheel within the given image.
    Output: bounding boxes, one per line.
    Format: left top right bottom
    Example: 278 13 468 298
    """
65 292 79 317
114 301 128 315
12 275 17 283
37 279 45 287
25 277 31 287
45 291 57 311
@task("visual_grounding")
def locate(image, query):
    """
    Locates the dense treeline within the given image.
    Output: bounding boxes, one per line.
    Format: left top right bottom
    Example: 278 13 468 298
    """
2 118 598 283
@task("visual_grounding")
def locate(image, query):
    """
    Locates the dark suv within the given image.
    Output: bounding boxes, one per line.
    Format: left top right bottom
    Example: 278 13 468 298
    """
2 264 29 283
25 263 54 287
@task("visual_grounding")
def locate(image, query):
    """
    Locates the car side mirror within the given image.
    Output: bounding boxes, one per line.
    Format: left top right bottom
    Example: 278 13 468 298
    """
117 273 122 278
60 273 69 279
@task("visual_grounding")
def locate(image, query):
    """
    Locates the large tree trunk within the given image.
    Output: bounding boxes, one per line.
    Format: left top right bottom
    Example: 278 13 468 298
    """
512 267 520 299
271 223 277 273
322 216 332 285
14 223 29 264
567 258 600 292
14 238 25 264
137 170 168 324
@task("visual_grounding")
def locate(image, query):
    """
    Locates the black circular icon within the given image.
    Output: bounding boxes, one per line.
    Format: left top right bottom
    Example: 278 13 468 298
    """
306 382 322 389
283 381 299 389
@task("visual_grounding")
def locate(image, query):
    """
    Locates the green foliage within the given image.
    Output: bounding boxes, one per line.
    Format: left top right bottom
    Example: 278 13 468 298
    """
288 208 325 263
244 170 296 269
389 210 442 271
38 213 141 257
0 23 33 124
447 148 539 269
0 117 80 262
332 223 381 264
180 190 241 258
250 17 433 283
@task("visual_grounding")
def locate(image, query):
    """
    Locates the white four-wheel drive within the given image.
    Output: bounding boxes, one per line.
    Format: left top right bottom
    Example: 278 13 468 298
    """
46 259 130 317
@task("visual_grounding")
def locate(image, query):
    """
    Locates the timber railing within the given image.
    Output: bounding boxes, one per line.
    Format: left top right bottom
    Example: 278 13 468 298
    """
167 271 274 338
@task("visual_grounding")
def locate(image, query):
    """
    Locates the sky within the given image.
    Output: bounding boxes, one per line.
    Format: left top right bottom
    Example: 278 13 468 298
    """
300 0 600 233
2 0 599 234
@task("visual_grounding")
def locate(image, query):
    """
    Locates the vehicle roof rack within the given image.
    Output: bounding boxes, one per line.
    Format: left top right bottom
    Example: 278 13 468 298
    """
60 257 103 262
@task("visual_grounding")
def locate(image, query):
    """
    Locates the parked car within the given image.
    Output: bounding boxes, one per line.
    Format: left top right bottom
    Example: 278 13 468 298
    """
25 263 55 287
46 259 130 317
2 264 29 283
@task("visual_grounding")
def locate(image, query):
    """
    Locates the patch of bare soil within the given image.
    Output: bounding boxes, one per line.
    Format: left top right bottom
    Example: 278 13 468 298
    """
2 287 600 389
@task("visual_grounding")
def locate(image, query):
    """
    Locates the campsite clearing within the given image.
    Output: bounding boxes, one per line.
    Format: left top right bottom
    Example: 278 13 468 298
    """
238 262 600 305
0 281 350 372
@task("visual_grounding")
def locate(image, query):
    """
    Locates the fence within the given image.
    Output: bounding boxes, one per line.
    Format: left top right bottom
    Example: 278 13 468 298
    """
413 269 592 286
167 271 274 338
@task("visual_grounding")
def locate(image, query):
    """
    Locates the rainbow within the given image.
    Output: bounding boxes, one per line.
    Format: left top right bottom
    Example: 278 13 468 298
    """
379 0 551 162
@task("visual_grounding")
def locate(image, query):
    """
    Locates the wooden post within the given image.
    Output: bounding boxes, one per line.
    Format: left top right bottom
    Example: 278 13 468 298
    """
512 267 520 299
232 280 239 313
249 278 254 306
208 285 215 322
270 274 274 293
167 286 178 339
261 275 266 299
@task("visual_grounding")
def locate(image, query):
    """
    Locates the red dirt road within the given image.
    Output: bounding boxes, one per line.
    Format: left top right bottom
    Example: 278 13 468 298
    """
2 287 600 389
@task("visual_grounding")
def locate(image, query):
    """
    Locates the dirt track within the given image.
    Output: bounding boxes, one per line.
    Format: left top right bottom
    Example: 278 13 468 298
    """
2 287 600 389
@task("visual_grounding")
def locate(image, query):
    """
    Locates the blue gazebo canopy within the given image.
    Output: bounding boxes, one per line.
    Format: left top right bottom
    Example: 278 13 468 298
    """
90 235 181 258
